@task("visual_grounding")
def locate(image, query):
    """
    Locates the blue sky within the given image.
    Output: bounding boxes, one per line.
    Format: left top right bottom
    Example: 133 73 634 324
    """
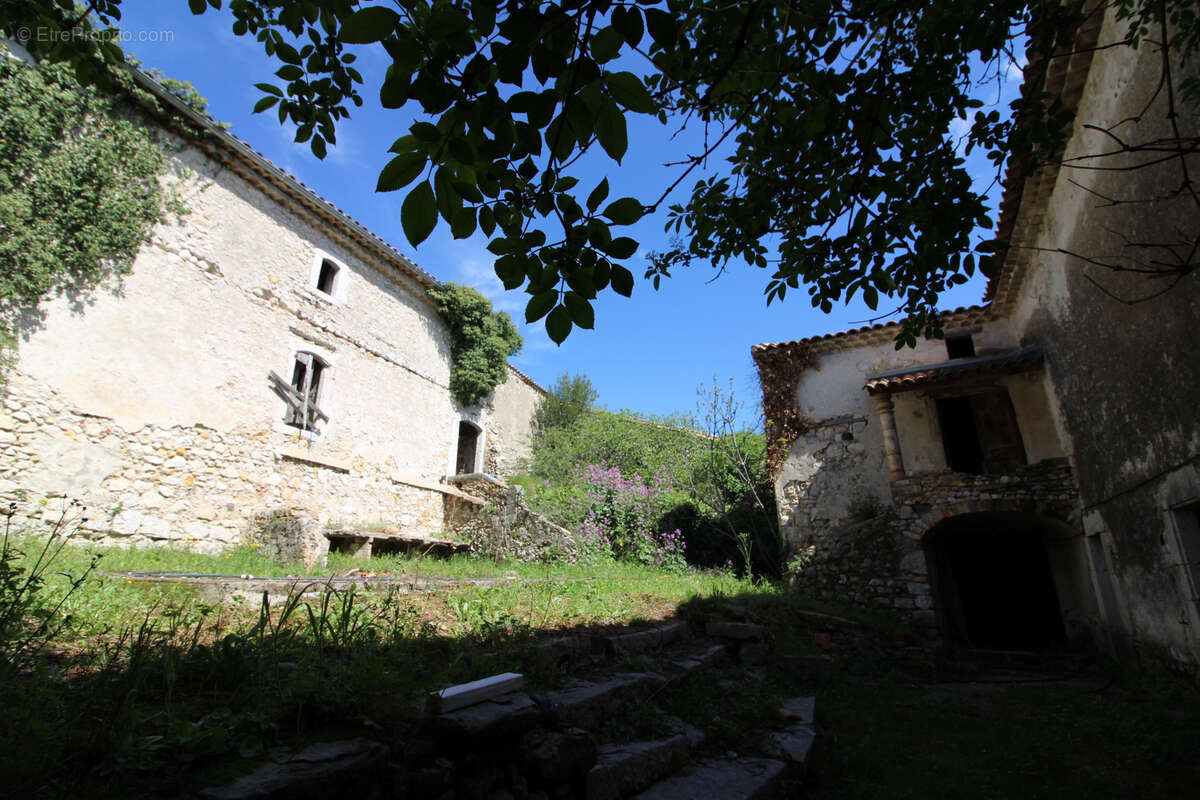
112 2 1022 427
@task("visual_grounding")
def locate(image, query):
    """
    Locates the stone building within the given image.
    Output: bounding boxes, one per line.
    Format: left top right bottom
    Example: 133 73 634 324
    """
0 65 544 554
755 6 1200 672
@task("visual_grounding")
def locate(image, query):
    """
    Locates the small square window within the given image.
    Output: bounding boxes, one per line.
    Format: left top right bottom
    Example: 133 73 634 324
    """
946 335 976 359
316 259 339 295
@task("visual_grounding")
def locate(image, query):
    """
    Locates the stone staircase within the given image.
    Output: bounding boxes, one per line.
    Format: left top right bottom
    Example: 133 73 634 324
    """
200 618 819 800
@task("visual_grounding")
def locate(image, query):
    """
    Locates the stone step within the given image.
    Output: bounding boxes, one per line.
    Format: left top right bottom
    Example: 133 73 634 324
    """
759 696 817 766
199 738 387 800
663 642 727 675
424 690 544 743
537 672 668 729
595 620 687 656
633 756 788 800
586 716 703 800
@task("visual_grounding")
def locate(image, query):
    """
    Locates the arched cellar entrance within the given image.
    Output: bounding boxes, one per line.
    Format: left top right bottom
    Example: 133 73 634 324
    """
923 512 1075 650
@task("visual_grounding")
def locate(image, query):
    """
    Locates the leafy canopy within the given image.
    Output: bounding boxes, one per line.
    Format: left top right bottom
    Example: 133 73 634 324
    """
7 1 1196 346
427 282 522 406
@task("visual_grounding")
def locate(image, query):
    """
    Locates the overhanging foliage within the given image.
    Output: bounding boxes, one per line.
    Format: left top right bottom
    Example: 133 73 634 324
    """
7 1 1197 346
0 53 178 348
427 281 522 406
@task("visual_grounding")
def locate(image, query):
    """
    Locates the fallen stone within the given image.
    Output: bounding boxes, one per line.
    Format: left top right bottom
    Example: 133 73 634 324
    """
633 757 787 800
199 738 387 799
705 622 768 641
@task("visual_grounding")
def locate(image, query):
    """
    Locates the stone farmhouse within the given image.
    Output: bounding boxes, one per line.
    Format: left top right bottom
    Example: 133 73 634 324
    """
0 63 544 558
755 7 1200 673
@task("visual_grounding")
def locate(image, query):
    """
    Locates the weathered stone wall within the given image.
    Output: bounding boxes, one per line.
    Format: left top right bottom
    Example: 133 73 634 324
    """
1 119 536 550
1000 8 1200 670
789 460 1082 639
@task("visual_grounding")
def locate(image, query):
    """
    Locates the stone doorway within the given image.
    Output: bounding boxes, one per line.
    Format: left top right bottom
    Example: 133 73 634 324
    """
456 421 481 475
923 512 1068 650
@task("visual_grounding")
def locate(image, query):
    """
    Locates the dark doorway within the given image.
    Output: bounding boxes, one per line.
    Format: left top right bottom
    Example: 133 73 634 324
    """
455 421 480 474
924 513 1067 650
936 390 1026 475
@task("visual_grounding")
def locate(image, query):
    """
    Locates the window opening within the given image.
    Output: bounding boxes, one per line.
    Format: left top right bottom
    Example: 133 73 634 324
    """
269 352 329 433
936 390 1026 475
946 335 976 359
316 259 339 295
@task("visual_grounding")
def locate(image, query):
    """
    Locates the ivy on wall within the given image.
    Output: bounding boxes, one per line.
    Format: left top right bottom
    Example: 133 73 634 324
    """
753 342 816 476
427 282 523 407
0 53 181 349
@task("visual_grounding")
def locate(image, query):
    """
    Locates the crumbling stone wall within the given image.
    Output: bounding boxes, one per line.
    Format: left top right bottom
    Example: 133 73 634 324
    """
249 508 328 568
776 416 883 549
447 474 578 563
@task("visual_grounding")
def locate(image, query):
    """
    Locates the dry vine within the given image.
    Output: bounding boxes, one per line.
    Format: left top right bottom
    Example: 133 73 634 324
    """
752 341 816 476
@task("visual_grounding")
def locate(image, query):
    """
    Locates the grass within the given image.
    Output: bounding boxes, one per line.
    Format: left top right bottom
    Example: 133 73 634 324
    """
0 525 767 797
3 522 1199 799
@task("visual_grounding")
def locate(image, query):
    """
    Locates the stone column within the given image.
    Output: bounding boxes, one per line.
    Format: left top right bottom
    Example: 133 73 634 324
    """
873 393 907 481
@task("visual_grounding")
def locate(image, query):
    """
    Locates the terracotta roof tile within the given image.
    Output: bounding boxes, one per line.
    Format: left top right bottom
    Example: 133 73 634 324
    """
864 346 1044 394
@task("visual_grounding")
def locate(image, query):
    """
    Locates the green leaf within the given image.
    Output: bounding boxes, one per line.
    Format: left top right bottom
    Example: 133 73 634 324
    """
451 207 477 239
590 27 624 62
863 286 879 310
610 6 644 47
603 197 644 225
340 6 399 44
605 71 656 114
495 255 524 289
376 152 426 193
434 167 461 223
594 100 628 162
401 180 437 246
564 292 594 329
310 135 327 159
587 178 610 213
611 264 634 297
525 291 557 323
380 67 410 109
545 305 572 344
254 83 283 97
276 64 304 81
644 9 677 46
188 0 206 13
479 205 496 237
605 237 638 259
253 96 279 113
276 42 301 65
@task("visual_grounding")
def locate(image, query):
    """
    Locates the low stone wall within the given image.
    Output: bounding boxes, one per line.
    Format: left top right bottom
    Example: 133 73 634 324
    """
0 372 447 552
788 459 1080 637
447 474 579 563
